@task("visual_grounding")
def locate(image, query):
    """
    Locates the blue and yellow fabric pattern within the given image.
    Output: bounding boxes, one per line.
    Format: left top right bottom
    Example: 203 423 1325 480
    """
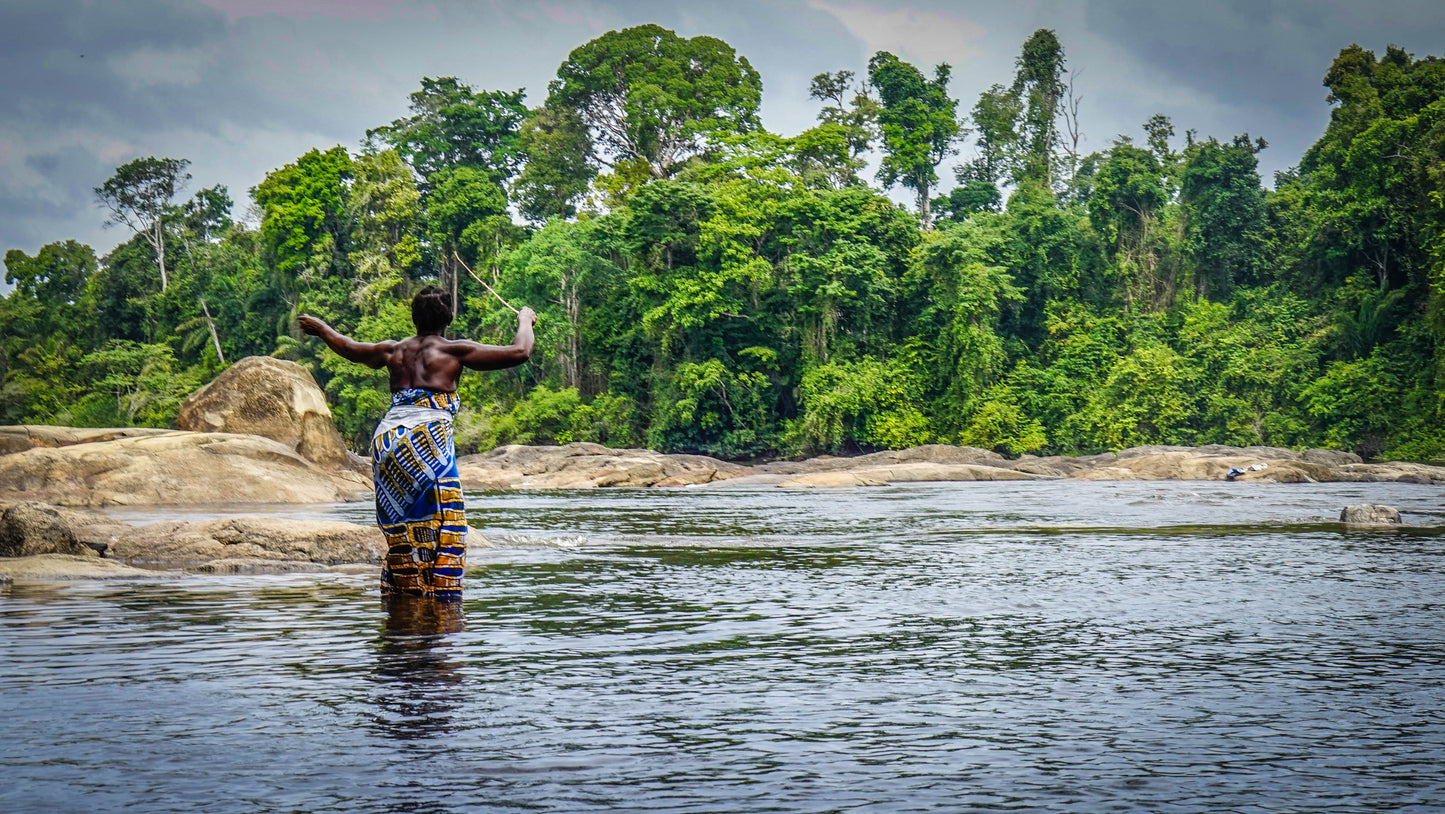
372 388 466 598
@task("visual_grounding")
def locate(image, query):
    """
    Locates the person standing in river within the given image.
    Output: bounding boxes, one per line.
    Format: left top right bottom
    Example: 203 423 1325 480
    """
299 287 535 599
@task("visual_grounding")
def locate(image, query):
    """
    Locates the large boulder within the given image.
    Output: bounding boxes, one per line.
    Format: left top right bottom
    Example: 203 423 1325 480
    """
0 431 371 507
176 356 352 469
0 501 95 557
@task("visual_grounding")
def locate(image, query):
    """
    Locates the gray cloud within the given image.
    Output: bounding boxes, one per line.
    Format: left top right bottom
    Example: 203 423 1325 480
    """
2 0 1441 275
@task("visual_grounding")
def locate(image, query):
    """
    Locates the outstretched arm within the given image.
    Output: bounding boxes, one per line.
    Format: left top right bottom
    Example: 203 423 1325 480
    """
298 314 396 369
451 307 537 371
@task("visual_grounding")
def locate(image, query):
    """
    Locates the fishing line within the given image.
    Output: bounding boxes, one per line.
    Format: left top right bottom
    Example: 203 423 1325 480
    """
453 251 520 315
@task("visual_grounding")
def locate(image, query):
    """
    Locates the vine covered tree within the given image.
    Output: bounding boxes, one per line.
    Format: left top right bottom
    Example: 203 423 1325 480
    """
1012 29 1068 188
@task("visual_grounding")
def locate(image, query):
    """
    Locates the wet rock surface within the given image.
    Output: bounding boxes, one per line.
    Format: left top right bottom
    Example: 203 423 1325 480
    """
0 502 397 578
100 515 389 566
0 553 162 581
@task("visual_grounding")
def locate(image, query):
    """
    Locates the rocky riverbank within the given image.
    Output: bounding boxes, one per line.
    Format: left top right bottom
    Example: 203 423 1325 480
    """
454 441 1445 489
3 441 1438 581
0 500 389 578
3 354 1442 580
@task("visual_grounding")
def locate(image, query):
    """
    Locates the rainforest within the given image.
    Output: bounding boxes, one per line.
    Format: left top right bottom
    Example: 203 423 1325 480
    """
4 27 1443 462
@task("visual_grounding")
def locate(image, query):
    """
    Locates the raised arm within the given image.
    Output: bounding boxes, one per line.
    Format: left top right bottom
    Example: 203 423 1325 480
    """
450 307 537 371
298 314 396 369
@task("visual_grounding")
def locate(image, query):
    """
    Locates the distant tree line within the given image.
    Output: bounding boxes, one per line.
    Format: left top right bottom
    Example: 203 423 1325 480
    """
4 27 1443 461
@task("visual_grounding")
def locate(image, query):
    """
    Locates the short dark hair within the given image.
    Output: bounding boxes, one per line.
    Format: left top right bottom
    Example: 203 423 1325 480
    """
411 286 453 333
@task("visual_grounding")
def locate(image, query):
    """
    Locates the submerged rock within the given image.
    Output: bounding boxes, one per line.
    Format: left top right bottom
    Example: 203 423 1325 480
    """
755 445 1005 475
779 471 890 488
176 356 357 470
0 500 494 575
781 463 1039 487
1340 504 1403 525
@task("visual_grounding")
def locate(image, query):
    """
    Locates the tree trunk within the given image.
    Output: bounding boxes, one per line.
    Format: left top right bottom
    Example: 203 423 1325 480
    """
919 185 933 230
199 297 225 364
564 272 581 391
152 221 169 291
451 257 459 321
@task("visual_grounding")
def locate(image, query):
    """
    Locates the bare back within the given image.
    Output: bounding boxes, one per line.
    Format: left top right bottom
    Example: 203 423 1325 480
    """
386 335 465 392
298 309 536 393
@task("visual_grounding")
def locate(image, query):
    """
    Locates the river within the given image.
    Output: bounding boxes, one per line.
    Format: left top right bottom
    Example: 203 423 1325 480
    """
3 480 1444 812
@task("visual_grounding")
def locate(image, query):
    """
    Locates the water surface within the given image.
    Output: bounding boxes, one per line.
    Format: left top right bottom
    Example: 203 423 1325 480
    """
4 481 1444 812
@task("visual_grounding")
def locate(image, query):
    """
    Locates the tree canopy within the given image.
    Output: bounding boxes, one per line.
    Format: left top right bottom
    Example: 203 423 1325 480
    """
546 24 763 180
5 31 1444 464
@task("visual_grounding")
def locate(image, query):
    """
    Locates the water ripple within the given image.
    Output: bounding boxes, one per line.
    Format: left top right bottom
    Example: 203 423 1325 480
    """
4 481 1445 812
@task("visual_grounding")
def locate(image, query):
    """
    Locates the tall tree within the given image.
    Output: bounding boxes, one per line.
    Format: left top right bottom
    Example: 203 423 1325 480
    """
178 185 233 243
513 104 596 222
1011 29 1067 188
250 146 354 289
425 165 509 313
1180 134 1267 299
962 83 1022 187
347 149 423 306
1089 139 1171 309
807 69 879 183
94 157 191 291
940 83 1023 221
546 24 763 179
867 51 961 228
3 240 95 310
368 77 528 184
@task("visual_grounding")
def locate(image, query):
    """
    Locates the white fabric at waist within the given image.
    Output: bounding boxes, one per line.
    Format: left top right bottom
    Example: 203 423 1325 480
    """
372 405 454 443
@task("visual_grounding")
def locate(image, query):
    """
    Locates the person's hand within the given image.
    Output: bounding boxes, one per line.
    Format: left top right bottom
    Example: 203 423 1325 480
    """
298 314 327 336
519 306 537 326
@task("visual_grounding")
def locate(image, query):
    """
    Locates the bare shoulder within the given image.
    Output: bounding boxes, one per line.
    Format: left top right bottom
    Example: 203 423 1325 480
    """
437 337 494 354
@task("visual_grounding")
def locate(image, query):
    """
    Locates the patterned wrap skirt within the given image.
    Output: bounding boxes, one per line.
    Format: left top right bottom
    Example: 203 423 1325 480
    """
372 388 466 598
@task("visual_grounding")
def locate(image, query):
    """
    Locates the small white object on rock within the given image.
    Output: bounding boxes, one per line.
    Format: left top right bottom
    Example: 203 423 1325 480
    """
1340 504 1403 525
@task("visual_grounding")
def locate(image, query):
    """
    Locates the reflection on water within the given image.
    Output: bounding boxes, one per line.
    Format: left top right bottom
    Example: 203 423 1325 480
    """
4 481 1445 812
370 597 466 742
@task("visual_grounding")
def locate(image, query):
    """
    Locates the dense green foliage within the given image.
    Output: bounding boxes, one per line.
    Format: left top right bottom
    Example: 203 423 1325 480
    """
4 27 1443 461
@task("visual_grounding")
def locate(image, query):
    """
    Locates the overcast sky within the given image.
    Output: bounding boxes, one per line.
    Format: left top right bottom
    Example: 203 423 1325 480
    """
3 0 1443 267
